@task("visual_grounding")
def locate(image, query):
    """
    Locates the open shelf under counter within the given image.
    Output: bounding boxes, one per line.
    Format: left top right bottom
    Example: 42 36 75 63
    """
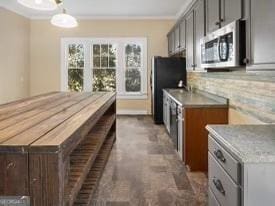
73 132 116 206
66 114 116 206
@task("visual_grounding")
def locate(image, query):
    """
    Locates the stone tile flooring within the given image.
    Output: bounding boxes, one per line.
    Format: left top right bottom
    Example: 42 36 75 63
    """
92 116 208 206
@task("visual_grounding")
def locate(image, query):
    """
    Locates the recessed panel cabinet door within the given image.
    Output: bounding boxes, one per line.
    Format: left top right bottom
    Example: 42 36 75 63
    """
180 19 186 50
206 0 220 33
186 11 195 71
168 32 175 55
174 26 180 52
221 0 242 27
248 0 275 70
194 0 205 70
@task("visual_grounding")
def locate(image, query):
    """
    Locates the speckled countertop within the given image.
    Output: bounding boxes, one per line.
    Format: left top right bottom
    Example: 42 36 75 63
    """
163 88 228 108
206 125 275 163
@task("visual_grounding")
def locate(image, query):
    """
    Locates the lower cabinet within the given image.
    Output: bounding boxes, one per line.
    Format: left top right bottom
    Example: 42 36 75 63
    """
184 107 228 171
207 133 275 206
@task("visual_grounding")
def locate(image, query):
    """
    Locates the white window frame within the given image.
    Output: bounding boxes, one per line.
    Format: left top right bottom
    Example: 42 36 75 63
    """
61 37 148 99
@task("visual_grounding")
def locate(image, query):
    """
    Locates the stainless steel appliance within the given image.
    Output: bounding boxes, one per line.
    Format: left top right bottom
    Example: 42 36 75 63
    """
151 56 186 124
169 100 178 149
177 106 184 161
201 20 245 68
163 91 170 133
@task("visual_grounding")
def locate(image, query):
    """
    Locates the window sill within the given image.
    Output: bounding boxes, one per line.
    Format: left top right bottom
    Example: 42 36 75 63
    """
117 93 148 100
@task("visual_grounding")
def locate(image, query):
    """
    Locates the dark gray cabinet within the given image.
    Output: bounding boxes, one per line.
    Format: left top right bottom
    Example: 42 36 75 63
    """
206 0 220 33
174 25 180 52
168 31 175 55
186 11 195 71
206 0 243 33
194 0 205 70
247 0 275 70
220 0 242 27
179 19 186 50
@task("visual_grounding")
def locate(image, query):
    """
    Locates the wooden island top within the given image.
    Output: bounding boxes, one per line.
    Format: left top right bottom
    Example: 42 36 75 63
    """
0 92 116 206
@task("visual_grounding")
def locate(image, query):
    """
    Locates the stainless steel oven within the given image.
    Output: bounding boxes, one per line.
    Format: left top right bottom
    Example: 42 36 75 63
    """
201 20 245 68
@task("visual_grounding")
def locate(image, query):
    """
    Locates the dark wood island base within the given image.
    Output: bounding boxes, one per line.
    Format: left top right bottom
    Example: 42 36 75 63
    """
0 92 116 206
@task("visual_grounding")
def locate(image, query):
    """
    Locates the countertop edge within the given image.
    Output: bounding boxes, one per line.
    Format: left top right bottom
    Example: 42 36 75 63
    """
206 125 244 163
163 89 228 108
206 125 275 164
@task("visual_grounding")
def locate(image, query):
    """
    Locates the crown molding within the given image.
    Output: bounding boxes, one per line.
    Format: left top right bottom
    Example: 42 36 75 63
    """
0 5 31 19
175 0 195 19
30 15 177 20
1 0 194 21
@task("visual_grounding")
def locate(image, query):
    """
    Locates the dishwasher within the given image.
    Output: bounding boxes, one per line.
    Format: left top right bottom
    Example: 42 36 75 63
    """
177 106 184 161
169 100 178 149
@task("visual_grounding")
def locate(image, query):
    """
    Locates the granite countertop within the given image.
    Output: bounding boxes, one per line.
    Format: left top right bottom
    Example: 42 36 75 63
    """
206 125 275 163
163 88 228 108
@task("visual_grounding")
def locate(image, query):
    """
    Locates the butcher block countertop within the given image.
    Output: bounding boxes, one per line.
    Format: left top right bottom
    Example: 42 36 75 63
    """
0 91 116 152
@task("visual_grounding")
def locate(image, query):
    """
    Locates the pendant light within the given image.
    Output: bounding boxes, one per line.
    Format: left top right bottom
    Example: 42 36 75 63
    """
17 0 59 11
51 9 78 28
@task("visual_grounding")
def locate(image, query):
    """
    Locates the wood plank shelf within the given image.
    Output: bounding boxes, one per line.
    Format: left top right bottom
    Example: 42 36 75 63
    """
73 133 116 206
0 92 116 206
66 114 116 206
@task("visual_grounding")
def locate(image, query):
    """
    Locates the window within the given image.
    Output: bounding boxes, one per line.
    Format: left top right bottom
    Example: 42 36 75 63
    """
92 44 117 92
68 44 84 92
61 38 147 99
125 44 142 92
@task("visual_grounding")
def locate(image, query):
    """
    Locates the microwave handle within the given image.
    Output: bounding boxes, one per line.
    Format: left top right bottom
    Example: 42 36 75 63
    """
218 37 229 61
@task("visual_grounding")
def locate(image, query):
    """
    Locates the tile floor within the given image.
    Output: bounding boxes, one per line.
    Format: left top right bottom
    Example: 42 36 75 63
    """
92 116 208 206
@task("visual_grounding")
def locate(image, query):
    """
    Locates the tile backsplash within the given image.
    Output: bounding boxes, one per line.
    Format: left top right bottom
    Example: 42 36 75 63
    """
188 71 275 123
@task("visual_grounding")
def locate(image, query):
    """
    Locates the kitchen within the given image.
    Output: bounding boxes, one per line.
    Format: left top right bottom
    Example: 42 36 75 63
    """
0 0 275 205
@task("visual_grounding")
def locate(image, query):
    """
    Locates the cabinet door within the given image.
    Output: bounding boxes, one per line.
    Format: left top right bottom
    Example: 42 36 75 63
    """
174 26 180 51
221 0 242 27
194 0 205 70
206 0 220 33
186 11 195 71
248 0 275 70
180 19 186 50
168 32 175 56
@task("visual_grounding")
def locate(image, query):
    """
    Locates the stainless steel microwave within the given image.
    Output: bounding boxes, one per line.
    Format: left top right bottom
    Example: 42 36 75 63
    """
201 20 246 69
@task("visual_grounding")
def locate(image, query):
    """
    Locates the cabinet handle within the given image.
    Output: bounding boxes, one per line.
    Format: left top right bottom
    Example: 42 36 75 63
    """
214 149 226 163
243 58 250 64
213 178 226 195
220 18 224 23
215 21 220 26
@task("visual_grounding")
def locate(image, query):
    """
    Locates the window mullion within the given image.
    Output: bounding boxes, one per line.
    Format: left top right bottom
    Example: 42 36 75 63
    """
84 41 92 92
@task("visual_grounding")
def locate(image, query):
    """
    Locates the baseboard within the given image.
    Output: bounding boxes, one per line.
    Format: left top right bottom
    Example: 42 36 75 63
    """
117 110 149 115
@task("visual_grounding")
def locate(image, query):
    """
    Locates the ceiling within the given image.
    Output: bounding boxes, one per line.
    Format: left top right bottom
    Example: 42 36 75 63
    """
0 0 193 19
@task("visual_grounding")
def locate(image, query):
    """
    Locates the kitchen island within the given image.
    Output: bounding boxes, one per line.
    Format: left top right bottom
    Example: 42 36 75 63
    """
0 92 116 206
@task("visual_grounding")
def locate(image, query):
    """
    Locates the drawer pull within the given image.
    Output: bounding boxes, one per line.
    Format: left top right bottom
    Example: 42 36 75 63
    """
214 149 226 163
213 178 226 195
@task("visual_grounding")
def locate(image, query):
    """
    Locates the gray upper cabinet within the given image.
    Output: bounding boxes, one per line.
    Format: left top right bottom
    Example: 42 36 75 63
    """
247 0 275 70
220 0 242 27
206 0 220 33
194 0 205 70
174 25 181 52
168 31 175 56
179 19 186 50
207 0 243 34
186 11 195 71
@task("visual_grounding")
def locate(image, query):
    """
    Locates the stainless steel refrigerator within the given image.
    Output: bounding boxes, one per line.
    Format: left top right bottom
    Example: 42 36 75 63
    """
151 56 187 124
